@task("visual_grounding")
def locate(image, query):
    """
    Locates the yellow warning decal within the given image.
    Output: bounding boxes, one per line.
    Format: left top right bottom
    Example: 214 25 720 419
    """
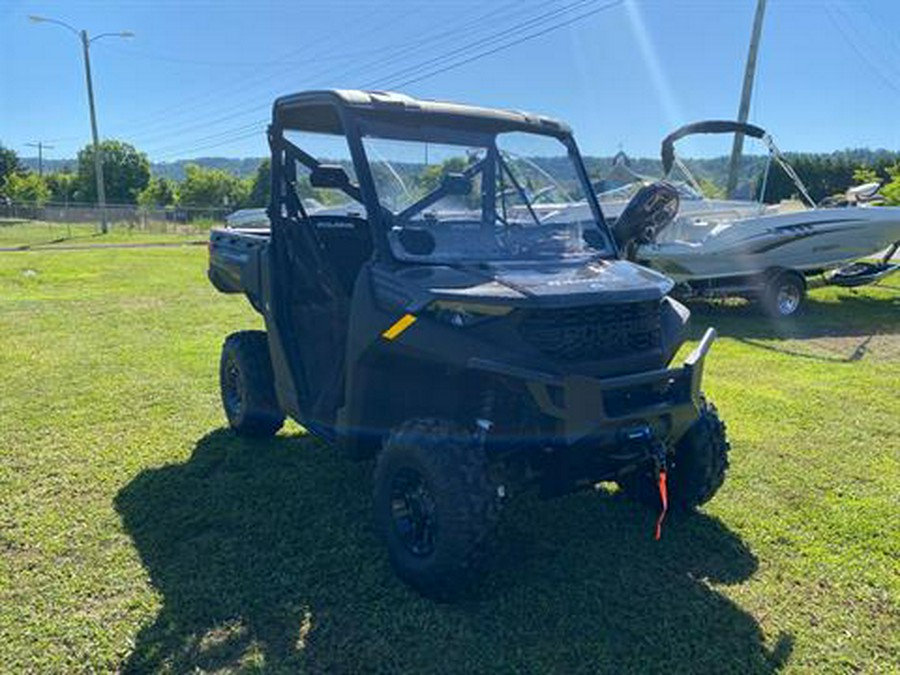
382 313 417 340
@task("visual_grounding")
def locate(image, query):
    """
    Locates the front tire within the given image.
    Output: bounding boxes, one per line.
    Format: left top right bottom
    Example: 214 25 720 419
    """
374 419 500 598
618 398 729 512
219 331 285 437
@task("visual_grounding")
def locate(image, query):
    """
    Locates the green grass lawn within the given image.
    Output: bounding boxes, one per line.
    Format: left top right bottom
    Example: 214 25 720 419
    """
0 219 207 249
0 247 897 673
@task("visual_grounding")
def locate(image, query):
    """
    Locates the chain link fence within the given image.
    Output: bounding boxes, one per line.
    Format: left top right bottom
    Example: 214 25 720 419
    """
0 201 231 248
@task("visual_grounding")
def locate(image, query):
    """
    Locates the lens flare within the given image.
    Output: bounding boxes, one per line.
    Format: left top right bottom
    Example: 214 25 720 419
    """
624 0 684 129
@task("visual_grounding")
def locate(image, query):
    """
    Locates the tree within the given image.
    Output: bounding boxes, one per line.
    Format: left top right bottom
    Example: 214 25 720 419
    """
137 176 178 207
416 156 469 194
3 172 50 205
76 140 151 204
247 159 270 207
0 144 23 185
698 178 726 200
178 164 249 211
882 163 900 206
853 166 880 185
45 171 77 204
763 153 857 204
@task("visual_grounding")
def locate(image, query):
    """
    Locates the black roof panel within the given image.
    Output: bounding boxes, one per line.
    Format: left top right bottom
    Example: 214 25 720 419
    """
272 89 571 137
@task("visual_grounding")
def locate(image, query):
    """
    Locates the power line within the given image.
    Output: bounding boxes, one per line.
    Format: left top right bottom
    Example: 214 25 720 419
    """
857 0 900 56
365 0 605 89
835 1 900 80
382 0 625 90
129 0 520 144
150 120 267 158
153 0 626 160
129 1 525 149
155 127 266 161
302 0 525 92
826 4 900 97
95 42 379 69
105 4 389 138
136 0 530 155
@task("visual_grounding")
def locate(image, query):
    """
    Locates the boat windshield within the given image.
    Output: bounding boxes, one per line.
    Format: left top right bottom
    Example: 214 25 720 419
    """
362 130 612 263
597 180 704 204
664 129 816 208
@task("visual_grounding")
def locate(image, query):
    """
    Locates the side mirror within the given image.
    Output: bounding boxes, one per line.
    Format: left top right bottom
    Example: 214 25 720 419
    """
441 173 472 196
310 164 351 190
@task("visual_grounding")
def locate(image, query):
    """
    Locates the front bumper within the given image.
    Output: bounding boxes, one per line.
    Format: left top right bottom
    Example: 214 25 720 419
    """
470 327 716 446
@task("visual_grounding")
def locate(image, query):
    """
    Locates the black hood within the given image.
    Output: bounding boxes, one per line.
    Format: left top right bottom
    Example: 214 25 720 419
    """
395 258 674 309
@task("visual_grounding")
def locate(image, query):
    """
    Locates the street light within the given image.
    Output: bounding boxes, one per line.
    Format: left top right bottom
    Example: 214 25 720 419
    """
29 15 134 233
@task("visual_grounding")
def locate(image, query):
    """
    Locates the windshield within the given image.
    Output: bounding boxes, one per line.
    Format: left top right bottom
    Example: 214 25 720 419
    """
597 180 705 204
593 130 816 209
362 130 610 263
283 129 362 214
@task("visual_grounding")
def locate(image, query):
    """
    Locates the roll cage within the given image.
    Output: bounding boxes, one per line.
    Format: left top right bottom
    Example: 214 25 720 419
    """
266 90 614 262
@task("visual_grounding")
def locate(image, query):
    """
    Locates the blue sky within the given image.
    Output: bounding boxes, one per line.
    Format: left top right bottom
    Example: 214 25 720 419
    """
2 0 898 163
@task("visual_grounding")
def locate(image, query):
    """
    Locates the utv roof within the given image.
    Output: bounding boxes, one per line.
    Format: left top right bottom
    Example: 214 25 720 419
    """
272 89 572 138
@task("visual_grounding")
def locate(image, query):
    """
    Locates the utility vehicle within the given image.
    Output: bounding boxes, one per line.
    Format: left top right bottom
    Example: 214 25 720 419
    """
208 90 730 597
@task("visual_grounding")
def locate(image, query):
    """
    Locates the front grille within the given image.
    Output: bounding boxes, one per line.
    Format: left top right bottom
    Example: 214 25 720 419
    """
518 301 661 362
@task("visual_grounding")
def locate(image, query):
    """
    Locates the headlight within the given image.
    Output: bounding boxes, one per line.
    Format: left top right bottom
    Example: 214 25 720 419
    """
426 300 513 328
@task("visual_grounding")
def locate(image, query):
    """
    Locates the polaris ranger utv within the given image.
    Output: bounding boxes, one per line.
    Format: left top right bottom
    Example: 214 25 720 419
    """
208 90 729 597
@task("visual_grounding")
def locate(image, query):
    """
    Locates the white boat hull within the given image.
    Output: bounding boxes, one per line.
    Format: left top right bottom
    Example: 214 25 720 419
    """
636 206 900 282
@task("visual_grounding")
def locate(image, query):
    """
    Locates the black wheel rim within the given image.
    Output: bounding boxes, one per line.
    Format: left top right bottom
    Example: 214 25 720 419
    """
389 468 437 557
223 357 242 419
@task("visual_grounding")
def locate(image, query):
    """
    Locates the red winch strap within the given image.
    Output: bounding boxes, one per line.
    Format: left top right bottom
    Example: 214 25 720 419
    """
654 470 668 541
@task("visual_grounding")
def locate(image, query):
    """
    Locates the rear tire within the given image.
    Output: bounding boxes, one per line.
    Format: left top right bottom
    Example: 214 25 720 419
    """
374 418 500 599
219 331 285 437
761 270 805 318
618 398 729 512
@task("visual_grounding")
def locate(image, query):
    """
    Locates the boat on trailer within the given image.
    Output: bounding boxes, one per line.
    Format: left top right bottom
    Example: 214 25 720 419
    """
599 121 900 317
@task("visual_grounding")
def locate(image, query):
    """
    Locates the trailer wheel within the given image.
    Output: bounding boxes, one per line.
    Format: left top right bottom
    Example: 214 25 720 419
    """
618 397 729 512
220 331 285 437
374 418 500 598
762 270 806 317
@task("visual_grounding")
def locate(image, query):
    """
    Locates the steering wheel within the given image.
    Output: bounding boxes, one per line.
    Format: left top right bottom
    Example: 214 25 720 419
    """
612 181 680 258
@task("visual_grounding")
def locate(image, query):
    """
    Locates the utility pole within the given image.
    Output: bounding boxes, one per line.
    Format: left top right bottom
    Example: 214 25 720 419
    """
28 16 134 233
726 0 767 199
25 141 54 176
80 29 108 233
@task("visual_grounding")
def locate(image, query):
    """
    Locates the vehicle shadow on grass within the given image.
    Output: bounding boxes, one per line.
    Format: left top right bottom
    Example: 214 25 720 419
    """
116 428 792 674
686 289 900 362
